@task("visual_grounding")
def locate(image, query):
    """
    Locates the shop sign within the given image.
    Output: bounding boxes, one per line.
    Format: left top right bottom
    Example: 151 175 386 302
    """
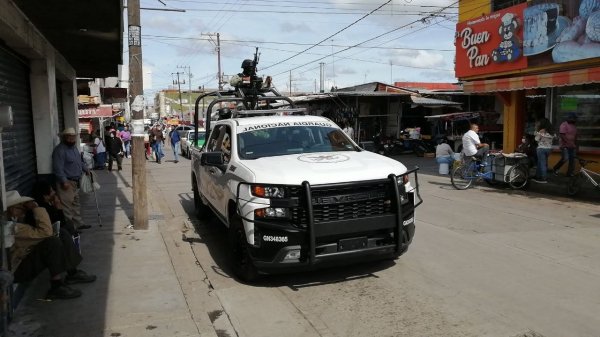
456 3 528 78
527 1 600 65
78 105 113 118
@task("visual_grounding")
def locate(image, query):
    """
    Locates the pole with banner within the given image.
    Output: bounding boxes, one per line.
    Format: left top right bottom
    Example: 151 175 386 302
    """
128 0 148 229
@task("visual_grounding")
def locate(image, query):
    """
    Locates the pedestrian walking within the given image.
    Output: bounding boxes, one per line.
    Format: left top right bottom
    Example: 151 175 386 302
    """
52 128 91 230
107 131 123 171
92 130 106 170
120 125 132 158
552 112 578 176
152 125 165 164
170 127 181 163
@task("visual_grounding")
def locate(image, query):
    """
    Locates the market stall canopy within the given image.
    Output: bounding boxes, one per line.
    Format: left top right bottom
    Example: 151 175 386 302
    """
463 66 600 93
15 0 123 78
424 111 480 121
411 96 462 109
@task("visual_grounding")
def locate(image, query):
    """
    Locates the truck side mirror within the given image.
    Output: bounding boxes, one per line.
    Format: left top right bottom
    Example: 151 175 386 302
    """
201 152 226 171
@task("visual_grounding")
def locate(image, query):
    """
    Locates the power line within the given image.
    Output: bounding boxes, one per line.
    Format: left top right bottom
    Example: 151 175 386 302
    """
268 0 458 76
143 34 455 52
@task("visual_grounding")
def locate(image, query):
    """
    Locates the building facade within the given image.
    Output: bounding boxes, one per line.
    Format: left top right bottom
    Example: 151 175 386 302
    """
0 0 122 195
457 0 600 169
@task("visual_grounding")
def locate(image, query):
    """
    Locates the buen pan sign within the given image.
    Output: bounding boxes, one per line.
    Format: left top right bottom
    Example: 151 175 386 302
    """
456 3 527 78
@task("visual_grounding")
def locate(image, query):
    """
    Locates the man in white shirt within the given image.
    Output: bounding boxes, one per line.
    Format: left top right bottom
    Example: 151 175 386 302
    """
462 124 489 158
342 122 354 140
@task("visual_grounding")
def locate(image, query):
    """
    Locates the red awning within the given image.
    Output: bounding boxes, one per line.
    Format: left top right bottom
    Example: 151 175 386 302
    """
463 67 600 93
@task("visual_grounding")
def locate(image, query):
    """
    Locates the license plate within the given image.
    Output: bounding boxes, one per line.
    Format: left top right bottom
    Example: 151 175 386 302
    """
338 237 368 252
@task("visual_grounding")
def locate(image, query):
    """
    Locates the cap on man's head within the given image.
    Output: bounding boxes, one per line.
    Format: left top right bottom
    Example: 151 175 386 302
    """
5 190 34 208
567 112 578 120
61 127 77 135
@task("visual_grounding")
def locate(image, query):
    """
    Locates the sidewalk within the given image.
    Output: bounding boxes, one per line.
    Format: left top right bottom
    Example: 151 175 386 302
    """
7 158 206 337
395 155 599 202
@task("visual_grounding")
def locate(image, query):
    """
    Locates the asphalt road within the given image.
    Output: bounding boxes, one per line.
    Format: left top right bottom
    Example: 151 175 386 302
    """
150 152 600 337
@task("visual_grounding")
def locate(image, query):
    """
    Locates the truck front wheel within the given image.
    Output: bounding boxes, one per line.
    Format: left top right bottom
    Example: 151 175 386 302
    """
229 214 259 282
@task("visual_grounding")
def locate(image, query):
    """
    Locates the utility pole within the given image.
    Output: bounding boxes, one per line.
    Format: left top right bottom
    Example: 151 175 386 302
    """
202 33 222 90
172 71 185 121
178 65 192 122
289 71 292 96
319 62 325 93
128 0 148 230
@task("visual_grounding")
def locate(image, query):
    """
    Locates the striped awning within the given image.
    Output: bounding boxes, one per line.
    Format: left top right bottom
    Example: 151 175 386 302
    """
463 67 600 93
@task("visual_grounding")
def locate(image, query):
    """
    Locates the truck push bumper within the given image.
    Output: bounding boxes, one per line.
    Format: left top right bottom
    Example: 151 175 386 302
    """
238 168 421 274
251 221 415 273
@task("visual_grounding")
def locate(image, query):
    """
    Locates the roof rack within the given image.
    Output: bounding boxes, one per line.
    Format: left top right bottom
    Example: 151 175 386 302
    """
193 87 296 144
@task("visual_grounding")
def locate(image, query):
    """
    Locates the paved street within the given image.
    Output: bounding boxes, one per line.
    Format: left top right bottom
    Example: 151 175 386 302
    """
11 149 600 337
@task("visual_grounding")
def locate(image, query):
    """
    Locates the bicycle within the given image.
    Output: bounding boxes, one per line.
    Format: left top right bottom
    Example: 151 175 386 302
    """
451 155 529 190
567 157 600 196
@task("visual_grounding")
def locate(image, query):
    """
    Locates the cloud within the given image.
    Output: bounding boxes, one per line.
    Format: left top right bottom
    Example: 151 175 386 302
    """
384 49 448 69
280 22 314 34
144 16 187 34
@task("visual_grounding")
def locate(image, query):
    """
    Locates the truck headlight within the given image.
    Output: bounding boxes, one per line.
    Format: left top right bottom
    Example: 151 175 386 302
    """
251 185 286 198
255 207 289 218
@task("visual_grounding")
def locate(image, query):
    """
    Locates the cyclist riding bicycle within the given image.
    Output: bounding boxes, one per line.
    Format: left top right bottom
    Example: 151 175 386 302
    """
462 124 489 168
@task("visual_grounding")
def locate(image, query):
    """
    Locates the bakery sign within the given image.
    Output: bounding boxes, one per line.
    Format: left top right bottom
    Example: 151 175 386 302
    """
456 3 528 78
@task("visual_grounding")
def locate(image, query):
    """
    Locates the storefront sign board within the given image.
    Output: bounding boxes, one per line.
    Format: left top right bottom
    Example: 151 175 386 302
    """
456 3 528 78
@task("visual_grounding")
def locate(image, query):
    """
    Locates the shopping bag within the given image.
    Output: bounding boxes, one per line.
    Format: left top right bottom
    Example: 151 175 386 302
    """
80 174 93 193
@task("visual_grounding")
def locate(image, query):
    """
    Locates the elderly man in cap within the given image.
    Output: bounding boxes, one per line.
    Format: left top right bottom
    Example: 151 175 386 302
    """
5 190 95 300
52 127 91 230
553 112 578 177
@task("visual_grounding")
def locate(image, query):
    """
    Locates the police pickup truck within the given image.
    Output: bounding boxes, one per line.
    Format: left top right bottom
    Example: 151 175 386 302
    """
190 104 422 281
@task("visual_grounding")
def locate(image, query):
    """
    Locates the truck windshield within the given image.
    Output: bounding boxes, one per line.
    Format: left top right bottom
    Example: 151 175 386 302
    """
238 126 358 159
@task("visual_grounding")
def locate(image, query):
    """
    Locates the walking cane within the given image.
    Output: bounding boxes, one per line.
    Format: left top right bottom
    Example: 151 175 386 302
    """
90 172 103 227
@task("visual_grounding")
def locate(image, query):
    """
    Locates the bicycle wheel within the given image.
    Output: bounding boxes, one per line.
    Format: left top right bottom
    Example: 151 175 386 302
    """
507 164 528 189
451 164 475 190
567 173 584 196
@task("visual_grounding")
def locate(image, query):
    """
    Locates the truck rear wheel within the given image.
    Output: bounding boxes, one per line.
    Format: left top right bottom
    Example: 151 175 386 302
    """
229 214 259 282
192 175 212 220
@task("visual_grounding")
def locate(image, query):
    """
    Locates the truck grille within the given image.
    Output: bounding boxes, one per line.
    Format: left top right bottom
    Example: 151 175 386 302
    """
289 181 393 227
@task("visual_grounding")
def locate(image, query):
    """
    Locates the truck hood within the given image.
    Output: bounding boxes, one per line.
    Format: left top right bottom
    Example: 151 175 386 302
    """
239 151 408 185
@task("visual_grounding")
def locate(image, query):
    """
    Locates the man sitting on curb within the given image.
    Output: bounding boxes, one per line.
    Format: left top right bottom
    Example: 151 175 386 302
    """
6 190 96 300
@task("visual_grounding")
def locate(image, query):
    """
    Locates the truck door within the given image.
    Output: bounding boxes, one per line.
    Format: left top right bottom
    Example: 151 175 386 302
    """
199 124 232 216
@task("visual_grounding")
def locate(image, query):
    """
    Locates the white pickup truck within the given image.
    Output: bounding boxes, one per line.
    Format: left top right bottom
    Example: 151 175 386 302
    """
190 104 421 282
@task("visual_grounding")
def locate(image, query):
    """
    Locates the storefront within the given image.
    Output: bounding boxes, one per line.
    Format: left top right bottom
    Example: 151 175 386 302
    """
457 0 600 169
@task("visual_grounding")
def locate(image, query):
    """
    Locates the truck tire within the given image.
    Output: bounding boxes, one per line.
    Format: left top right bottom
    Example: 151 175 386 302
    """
229 214 259 282
192 175 212 219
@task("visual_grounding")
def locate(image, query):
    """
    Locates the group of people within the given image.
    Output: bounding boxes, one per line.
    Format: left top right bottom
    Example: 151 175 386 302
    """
92 124 132 171
435 112 579 183
3 128 98 300
144 124 184 164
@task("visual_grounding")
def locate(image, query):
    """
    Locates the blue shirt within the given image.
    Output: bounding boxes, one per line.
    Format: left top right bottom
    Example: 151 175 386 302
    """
170 130 181 145
52 143 88 183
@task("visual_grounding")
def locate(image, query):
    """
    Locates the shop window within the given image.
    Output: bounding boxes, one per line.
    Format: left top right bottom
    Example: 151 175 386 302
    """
551 84 600 152
492 0 526 12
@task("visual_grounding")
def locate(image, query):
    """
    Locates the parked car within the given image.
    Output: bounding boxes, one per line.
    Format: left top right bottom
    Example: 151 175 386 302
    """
181 129 205 158
174 124 195 139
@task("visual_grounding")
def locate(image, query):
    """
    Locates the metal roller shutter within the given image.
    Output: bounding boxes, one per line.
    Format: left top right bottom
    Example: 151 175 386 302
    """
0 46 37 195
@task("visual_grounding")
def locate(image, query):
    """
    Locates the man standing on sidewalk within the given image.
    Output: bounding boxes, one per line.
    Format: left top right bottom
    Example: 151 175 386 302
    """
52 128 91 230
553 112 578 177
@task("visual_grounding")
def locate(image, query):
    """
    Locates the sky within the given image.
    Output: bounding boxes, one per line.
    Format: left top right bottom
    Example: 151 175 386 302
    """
129 0 460 100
